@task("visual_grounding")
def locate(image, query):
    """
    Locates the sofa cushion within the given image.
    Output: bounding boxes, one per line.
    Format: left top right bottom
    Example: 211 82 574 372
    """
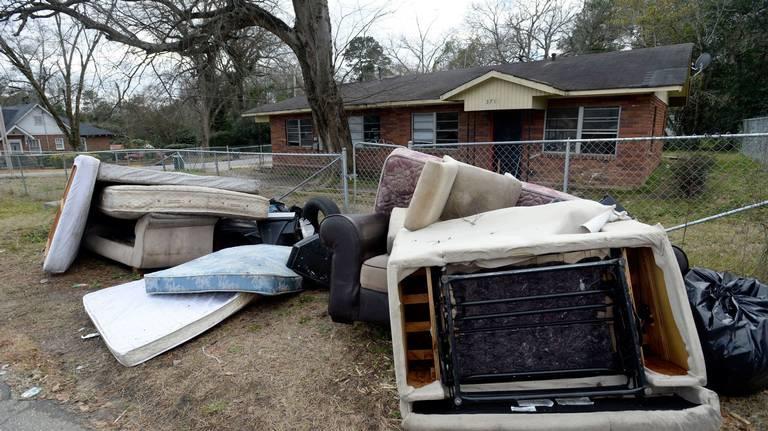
516 181 578 206
387 207 408 254
360 253 389 293
374 147 442 214
404 160 458 231
440 156 523 220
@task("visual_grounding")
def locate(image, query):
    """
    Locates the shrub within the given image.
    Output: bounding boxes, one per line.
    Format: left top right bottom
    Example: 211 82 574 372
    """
670 154 715 197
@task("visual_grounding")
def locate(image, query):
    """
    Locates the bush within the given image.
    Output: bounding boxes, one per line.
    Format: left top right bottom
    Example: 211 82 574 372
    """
671 154 715 197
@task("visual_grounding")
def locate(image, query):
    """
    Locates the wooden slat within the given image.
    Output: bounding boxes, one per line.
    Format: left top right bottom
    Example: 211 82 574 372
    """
402 293 429 304
425 267 441 381
406 349 434 361
404 321 431 332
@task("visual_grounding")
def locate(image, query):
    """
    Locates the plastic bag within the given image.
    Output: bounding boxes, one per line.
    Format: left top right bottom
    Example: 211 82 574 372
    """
685 267 768 394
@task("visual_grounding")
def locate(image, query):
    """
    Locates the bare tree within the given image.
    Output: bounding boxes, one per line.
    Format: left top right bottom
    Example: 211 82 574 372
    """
388 18 448 74
467 0 575 63
0 15 101 149
330 0 391 82
1 0 353 153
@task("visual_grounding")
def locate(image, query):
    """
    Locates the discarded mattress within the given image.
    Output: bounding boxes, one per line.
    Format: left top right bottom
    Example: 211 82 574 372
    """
145 244 302 294
97 162 260 194
96 185 270 219
83 279 253 366
43 155 101 273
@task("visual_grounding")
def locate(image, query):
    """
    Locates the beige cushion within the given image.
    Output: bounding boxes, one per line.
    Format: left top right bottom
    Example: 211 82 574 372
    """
360 254 389 293
404 160 458 231
387 207 408 254
440 156 523 221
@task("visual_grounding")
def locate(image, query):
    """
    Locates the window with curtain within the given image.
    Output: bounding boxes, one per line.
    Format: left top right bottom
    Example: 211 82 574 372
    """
348 115 381 144
412 112 459 146
544 106 620 155
286 119 314 147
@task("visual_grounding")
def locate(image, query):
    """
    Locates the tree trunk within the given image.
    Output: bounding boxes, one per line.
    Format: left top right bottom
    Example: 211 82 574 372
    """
291 0 350 154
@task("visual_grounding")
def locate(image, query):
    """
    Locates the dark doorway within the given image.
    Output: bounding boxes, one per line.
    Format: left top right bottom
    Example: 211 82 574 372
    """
492 111 522 176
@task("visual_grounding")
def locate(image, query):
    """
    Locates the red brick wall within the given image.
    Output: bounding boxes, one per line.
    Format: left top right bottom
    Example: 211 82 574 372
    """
83 136 113 152
266 93 669 187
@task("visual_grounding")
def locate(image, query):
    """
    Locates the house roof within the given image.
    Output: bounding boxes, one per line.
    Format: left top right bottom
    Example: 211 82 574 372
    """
244 43 694 116
1 104 115 137
78 122 115 137
2 104 36 128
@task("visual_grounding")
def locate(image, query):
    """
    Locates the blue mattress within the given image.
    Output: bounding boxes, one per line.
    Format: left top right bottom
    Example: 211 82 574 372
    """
145 245 303 294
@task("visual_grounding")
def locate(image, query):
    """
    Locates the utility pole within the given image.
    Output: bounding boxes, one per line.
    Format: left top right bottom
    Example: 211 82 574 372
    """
0 105 13 170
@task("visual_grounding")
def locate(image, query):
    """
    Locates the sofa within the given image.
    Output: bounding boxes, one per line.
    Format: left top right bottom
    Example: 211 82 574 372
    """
320 147 577 324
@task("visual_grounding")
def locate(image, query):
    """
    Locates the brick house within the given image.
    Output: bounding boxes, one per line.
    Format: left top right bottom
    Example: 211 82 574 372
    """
243 44 693 187
1 103 115 154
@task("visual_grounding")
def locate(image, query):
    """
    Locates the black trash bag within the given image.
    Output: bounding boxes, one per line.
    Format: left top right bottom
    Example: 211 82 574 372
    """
684 267 768 394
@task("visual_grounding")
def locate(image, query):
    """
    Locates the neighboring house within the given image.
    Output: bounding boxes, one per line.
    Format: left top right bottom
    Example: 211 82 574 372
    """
1 103 115 154
243 43 694 187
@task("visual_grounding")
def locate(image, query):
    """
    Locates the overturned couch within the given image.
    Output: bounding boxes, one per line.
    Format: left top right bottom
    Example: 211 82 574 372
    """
381 155 720 430
44 155 268 273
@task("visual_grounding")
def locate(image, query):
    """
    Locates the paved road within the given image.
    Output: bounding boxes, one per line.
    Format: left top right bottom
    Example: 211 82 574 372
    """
0 382 88 431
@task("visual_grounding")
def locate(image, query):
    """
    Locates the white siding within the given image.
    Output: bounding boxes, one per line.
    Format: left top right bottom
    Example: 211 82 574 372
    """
16 106 65 135
449 78 551 111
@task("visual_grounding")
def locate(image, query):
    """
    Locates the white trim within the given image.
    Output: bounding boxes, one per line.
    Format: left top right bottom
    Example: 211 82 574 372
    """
543 106 621 156
5 125 35 138
8 138 23 153
440 71 566 100
244 82 682 120
55 137 65 151
28 137 42 153
566 85 682 96
243 99 459 118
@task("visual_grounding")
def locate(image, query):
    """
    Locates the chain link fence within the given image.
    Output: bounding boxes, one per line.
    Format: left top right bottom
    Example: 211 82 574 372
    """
0 148 347 210
352 134 768 279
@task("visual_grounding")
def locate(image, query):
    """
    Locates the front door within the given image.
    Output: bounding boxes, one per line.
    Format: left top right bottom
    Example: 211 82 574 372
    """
8 139 22 153
492 111 522 176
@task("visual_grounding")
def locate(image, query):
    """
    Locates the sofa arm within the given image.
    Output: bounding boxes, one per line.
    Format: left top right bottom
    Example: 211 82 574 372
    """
319 213 389 323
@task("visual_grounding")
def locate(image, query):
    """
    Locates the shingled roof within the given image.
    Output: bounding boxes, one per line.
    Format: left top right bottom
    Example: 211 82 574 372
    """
244 43 693 116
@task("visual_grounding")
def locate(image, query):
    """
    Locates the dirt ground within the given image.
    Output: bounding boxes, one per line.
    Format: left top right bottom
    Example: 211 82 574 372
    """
0 198 400 430
0 196 764 431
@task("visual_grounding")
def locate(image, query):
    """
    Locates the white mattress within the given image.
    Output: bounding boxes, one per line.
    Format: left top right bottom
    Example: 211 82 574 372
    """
83 279 254 366
97 162 261 194
97 184 270 219
43 155 100 273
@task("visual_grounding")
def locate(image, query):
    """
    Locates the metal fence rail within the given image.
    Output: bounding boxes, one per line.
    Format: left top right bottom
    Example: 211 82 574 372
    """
0 148 347 210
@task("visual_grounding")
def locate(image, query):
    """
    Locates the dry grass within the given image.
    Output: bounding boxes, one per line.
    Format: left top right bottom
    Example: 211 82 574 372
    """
0 166 766 429
0 195 399 430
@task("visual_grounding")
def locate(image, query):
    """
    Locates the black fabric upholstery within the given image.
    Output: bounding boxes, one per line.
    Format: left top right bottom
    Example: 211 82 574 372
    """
319 213 389 323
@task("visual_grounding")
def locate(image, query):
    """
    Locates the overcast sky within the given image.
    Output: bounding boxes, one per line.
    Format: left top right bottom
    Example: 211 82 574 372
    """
331 0 473 43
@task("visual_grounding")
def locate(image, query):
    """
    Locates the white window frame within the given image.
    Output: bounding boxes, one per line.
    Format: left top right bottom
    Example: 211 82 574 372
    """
411 112 459 147
543 106 621 155
33 115 43 125
55 137 65 150
80 137 88 152
8 139 23 153
28 138 42 153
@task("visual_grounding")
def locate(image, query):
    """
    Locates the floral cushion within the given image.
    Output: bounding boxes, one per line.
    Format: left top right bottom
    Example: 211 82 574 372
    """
374 147 441 214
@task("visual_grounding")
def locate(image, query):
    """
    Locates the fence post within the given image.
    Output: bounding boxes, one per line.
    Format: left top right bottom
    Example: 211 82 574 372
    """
113 151 118 164
16 154 28 196
62 154 69 181
214 151 220 176
341 148 349 212
562 138 571 193
226 145 232 170
351 142 358 207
